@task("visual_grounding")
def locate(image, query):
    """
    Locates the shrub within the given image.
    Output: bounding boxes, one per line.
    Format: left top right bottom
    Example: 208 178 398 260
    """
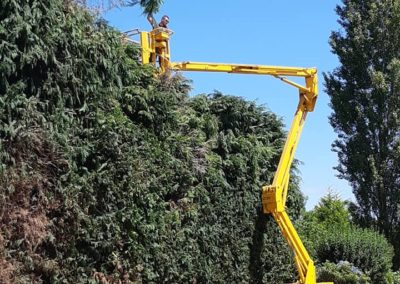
297 192 351 258
393 271 400 284
316 227 393 283
386 271 400 284
317 261 370 284
299 194 394 283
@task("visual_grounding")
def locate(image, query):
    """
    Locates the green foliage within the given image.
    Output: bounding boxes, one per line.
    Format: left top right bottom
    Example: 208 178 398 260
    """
310 192 351 229
387 271 400 284
299 194 394 283
315 226 393 283
317 261 370 284
297 192 351 258
325 0 400 268
128 0 164 15
0 0 306 282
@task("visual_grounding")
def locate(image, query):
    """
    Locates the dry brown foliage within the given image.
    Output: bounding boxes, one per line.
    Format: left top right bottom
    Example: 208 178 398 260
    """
0 128 68 282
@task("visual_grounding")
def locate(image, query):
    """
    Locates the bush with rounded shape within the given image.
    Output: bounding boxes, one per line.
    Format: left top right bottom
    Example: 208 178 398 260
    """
316 227 393 283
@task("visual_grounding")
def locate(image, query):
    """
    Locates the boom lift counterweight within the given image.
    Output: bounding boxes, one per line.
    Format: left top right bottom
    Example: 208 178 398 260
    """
137 28 331 284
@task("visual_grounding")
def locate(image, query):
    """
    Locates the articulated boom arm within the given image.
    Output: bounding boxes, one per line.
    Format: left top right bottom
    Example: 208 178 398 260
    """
138 29 329 284
172 62 318 284
171 61 318 111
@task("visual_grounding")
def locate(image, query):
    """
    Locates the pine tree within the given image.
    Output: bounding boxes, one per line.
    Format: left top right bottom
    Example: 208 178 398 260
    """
325 0 400 268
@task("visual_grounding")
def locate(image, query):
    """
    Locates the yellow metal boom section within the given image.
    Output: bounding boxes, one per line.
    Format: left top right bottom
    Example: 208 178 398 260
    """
139 29 330 284
170 61 318 112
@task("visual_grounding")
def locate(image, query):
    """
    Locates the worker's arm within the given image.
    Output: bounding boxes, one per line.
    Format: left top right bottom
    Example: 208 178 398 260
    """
147 13 158 29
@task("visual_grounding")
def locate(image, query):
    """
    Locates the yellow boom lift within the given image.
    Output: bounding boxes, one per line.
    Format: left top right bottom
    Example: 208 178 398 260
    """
137 27 330 284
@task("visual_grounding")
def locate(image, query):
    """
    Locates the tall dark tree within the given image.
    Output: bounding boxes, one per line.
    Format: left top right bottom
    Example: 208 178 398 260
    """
325 0 400 268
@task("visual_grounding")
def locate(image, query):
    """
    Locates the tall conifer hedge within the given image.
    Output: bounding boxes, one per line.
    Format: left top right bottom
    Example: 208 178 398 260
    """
0 0 305 282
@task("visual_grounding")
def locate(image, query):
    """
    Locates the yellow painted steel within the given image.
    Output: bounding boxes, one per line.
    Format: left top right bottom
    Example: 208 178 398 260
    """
170 61 316 76
139 29 331 284
140 32 150 64
140 29 172 71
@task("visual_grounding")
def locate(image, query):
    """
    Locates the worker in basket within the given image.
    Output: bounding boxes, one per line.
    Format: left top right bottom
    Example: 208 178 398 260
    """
146 14 170 69
147 14 169 30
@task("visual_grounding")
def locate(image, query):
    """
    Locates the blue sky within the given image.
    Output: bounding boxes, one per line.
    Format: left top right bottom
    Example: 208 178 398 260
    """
104 0 352 210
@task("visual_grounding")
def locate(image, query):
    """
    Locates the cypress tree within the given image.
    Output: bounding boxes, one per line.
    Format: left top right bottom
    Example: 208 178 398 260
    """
1 0 305 282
